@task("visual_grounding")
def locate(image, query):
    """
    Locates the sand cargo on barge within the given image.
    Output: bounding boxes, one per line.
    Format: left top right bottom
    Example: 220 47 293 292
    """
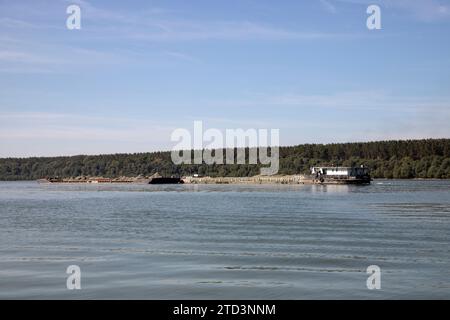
183 166 371 185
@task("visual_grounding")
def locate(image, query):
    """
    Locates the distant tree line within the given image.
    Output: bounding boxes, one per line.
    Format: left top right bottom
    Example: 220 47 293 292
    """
1 139 450 180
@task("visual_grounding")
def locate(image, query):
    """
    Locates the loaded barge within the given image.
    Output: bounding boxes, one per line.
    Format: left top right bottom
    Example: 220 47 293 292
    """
38 167 371 185
184 166 371 185
38 173 183 184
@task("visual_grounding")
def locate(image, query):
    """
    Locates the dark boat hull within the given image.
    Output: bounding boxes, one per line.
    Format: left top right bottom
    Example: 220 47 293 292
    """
149 177 183 184
314 176 371 185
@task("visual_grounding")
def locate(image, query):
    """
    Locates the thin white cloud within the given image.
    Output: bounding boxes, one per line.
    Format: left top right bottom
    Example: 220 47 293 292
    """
60 0 347 41
0 41 137 74
383 0 450 21
0 17 39 29
164 51 200 63
1 0 357 42
335 0 450 21
128 21 342 42
320 0 338 14
0 0 357 75
0 50 47 63
201 91 450 112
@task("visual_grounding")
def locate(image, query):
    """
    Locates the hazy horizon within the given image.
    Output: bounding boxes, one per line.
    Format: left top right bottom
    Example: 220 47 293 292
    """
0 137 448 159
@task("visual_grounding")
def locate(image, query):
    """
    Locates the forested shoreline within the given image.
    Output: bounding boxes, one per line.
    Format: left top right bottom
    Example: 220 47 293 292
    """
1 139 450 180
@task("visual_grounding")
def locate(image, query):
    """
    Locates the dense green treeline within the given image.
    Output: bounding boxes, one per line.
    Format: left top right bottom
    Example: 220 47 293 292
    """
1 139 450 180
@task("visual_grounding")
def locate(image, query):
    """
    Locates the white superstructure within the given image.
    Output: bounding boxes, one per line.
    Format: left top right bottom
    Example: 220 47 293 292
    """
310 166 369 178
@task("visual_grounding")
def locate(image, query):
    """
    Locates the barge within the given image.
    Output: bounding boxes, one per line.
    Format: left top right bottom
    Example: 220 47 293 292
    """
37 167 371 185
37 172 184 184
148 172 183 184
183 166 371 185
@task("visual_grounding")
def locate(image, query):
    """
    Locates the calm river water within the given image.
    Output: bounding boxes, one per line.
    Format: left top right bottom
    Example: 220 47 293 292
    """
0 180 449 299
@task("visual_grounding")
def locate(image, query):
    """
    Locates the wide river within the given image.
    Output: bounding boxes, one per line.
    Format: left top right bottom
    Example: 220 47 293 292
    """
0 180 449 299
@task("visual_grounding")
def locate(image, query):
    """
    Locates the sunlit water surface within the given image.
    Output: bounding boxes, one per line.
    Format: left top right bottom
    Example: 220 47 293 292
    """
0 180 449 299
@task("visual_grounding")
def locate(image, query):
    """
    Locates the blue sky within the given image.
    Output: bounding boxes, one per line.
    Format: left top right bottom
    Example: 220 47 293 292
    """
1 0 450 157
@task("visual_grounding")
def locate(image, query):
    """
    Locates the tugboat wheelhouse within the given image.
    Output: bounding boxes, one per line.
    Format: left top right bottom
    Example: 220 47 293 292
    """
310 166 371 184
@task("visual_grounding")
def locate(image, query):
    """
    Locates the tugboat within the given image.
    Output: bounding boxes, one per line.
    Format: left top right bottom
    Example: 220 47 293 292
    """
310 166 371 184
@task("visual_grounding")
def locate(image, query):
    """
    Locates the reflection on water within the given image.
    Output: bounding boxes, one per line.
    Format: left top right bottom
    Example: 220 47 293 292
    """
0 180 449 299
